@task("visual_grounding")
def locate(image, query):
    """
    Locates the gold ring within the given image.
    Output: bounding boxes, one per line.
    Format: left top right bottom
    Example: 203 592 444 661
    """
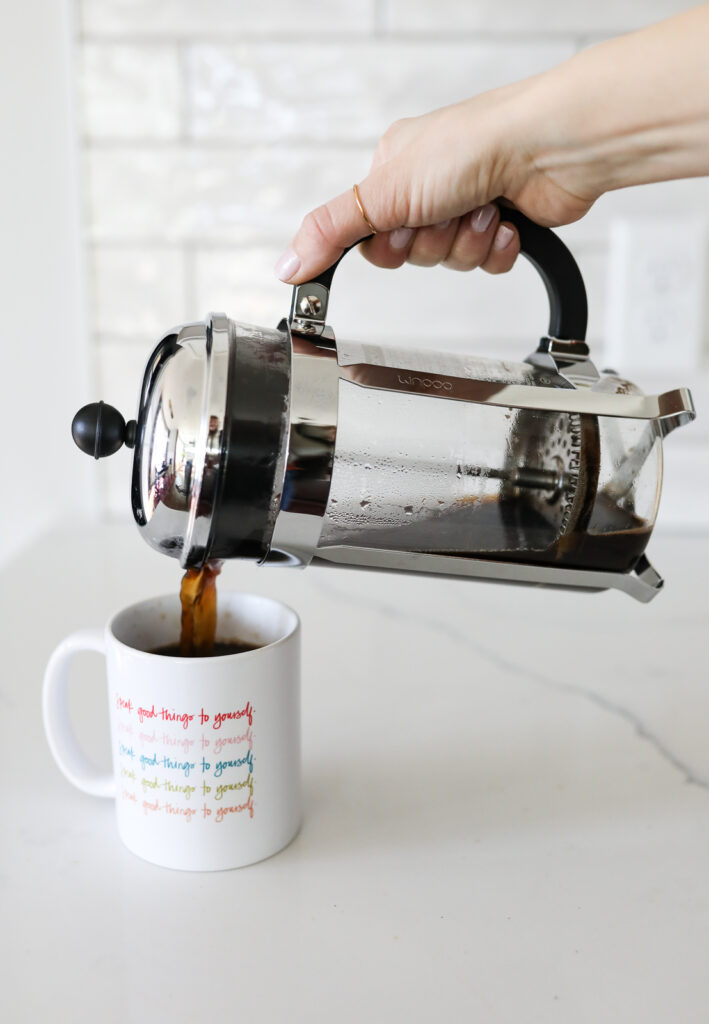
353 183 377 235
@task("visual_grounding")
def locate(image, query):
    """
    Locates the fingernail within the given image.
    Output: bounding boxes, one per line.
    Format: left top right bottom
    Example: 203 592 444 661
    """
389 227 414 250
274 248 301 282
470 204 496 233
434 219 451 230
492 225 515 251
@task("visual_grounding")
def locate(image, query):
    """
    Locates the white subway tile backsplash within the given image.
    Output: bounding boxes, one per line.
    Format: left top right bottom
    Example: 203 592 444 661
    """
79 0 376 37
91 246 187 340
79 44 181 139
192 235 286 326
84 145 372 241
185 40 574 143
387 0 690 34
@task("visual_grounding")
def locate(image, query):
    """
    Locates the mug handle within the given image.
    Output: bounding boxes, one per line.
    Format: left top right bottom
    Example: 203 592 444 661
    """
42 629 116 798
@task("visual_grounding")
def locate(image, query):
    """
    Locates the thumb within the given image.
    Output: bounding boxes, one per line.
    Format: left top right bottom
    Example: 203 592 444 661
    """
274 160 410 284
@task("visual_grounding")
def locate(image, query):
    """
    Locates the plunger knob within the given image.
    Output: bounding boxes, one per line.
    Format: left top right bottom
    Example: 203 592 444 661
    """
71 401 137 459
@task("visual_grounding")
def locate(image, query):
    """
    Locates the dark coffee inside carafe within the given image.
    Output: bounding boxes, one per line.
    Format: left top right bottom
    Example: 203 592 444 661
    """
494 497 651 572
331 494 651 575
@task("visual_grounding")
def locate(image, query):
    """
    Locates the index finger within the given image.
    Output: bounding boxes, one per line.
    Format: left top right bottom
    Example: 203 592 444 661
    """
274 169 407 284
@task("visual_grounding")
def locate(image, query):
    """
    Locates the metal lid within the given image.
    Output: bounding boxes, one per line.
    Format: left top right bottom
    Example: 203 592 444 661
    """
131 313 230 567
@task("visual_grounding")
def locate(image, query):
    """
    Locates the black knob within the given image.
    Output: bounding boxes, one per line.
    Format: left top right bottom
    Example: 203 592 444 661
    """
71 401 137 459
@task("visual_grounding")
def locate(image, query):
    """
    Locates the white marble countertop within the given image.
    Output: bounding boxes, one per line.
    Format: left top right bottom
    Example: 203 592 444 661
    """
2 525 709 1022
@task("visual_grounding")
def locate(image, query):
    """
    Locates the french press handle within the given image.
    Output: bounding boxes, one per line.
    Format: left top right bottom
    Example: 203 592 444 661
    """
289 204 588 342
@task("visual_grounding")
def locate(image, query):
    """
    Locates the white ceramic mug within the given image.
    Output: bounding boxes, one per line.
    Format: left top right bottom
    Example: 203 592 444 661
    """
43 592 300 871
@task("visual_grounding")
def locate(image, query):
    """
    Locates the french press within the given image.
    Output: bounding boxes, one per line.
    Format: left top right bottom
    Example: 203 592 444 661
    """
72 208 695 602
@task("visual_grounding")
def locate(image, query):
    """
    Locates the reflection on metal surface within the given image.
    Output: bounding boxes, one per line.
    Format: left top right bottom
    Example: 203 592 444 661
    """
337 360 696 426
267 333 339 565
526 335 600 387
134 314 229 567
313 544 664 603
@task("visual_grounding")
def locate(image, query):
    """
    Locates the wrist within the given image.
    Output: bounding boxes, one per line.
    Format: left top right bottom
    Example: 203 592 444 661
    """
529 22 709 198
524 56 619 199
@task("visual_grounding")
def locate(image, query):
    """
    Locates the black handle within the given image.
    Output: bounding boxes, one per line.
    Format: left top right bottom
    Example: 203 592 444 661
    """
500 206 587 342
306 204 588 342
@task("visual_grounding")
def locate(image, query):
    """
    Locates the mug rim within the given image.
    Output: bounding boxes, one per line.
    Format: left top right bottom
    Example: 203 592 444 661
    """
107 591 300 661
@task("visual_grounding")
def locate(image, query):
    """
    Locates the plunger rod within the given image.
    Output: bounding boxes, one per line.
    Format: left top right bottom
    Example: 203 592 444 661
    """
464 465 569 492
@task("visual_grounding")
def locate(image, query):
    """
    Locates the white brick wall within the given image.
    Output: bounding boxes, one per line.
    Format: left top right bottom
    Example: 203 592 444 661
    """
84 145 373 241
79 0 377 36
90 245 188 337
80 44 181 138
74 0 708 522
183 41 575 142
386 0 690 35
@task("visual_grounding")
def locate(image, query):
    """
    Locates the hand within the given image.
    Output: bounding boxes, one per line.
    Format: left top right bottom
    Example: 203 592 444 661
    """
274 80 597 285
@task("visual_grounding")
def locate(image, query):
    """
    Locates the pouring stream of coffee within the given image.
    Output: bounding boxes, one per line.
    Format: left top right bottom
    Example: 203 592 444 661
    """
179 561 223 657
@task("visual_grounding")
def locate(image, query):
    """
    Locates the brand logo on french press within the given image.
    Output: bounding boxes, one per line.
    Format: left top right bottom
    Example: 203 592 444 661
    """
397 373 453 392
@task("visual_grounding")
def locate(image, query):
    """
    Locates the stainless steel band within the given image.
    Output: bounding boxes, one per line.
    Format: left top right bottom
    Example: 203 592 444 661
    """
266 330 340 566
132 314 231 568
182 313 230 566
